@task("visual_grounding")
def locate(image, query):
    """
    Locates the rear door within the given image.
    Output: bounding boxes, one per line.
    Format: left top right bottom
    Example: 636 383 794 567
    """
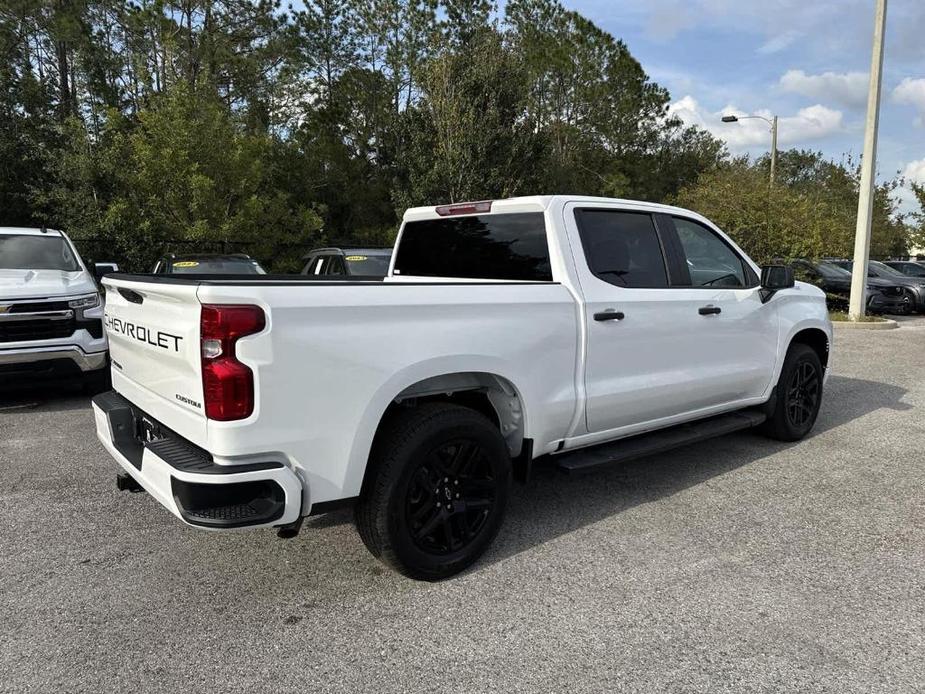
102 276 207 442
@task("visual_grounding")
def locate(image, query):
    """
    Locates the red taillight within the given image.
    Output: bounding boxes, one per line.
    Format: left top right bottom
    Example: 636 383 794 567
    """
435 200 492 216
200 304 265 421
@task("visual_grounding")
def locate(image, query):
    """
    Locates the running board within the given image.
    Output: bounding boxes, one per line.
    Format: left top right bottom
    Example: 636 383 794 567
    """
556 410 767 475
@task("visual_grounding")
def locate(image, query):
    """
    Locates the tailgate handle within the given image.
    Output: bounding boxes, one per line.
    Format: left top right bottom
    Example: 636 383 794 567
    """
118 288 144 304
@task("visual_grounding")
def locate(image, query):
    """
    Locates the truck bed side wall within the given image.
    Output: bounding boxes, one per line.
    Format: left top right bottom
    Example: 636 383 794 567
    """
196 282 579 506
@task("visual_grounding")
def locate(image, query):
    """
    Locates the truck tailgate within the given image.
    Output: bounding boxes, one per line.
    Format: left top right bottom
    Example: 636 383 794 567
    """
102 276 207 443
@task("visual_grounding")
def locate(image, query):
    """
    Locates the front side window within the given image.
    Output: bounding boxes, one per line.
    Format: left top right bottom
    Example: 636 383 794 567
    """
575 210 668 288
869 260 902 278
673 217 747 288
816 261 851 280
0 234 80 271
393 212 552 281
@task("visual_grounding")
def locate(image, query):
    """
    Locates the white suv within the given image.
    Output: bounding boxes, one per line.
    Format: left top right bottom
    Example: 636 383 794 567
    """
0 227 114 388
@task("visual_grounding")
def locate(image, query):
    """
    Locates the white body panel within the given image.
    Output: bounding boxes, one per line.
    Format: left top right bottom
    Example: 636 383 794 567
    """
95 196 832 522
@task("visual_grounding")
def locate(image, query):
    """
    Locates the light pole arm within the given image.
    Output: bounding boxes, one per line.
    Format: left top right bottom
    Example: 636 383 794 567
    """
721 114 778 184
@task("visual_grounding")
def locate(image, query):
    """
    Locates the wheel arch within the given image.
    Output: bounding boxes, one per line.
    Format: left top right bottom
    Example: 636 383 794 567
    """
789 326 830 371
343 360 529 500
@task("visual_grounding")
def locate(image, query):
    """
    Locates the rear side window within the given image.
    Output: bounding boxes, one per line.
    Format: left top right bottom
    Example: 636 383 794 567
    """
575 210 668 288
393 213 552 281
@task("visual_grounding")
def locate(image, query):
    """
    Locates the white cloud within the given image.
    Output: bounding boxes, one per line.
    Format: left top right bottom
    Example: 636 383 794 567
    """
902 158 925 186
667 96 845 151
892 78 925 125
779 70 868 108
757 31 800 55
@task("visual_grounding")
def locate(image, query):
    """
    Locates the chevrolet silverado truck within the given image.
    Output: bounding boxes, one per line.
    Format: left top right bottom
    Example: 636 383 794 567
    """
1 227 115 388
92 196 831 580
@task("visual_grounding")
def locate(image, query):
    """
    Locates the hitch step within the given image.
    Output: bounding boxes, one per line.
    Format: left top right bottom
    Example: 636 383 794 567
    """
116 472 145 493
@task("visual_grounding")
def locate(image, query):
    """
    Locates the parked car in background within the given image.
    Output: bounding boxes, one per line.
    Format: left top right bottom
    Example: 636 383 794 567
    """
883 260 925 278
0 227 114 388
93 196 831 580
152 253 266 275
301 247 392 278
791 259 910 314
830 259 925 313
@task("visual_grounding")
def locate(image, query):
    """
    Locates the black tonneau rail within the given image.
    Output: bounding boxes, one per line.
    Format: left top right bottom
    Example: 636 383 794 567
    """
105 273 387 286
104 273 557 287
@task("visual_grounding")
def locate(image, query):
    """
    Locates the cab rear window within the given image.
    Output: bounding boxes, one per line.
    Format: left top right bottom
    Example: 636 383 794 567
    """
393 213 552 281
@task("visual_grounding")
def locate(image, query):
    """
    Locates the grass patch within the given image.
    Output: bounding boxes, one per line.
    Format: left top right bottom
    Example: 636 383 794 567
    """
829 311 887 323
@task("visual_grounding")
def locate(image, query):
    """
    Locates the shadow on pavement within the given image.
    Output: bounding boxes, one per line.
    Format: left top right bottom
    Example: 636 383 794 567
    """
0 380 94 413
302 375 911 575
477 374 910 569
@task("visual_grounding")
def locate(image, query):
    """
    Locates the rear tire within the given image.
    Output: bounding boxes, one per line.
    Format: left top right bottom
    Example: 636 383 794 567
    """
355 403 511 581
761 343 823 442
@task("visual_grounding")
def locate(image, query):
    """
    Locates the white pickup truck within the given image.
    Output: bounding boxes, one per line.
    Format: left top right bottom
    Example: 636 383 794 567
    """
1 227 115 388
93 196 831 580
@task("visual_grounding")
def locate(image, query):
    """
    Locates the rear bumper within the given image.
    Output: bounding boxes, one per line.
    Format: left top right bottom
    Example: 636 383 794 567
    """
92 390 303 530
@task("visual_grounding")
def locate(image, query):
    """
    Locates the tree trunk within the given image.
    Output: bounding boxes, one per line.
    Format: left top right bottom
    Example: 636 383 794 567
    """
56 37 70 120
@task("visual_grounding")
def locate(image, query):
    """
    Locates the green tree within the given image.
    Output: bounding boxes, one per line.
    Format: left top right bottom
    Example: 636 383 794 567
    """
673 151 910 262
394 27 545 207
505 0 724 201
47 85 322 270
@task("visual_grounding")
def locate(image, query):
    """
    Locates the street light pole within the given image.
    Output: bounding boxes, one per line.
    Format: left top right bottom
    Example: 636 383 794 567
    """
770 115 778 185
848 0 888 320
721 113 778 184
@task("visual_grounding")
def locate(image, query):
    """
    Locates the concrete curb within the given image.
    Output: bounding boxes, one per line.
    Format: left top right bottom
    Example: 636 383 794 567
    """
831 318 898 330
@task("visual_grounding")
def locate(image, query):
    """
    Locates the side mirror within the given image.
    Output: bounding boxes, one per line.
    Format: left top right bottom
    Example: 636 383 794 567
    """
94 262 120 280
759 265 794 303
760 265 794 290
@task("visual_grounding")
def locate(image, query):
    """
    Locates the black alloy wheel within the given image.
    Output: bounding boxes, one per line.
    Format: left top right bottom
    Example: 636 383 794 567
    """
405 439 496 555
786 360 821 429
355 403 511 580
761 342 824 442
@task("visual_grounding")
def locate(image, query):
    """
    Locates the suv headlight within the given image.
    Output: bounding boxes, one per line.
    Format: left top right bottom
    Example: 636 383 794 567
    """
68 293 101 310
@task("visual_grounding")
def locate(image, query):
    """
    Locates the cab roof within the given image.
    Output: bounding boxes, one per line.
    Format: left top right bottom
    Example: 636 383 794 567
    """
401 195 705 222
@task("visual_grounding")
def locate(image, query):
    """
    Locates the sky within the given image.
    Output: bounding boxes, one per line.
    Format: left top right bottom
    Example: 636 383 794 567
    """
563 0 925 213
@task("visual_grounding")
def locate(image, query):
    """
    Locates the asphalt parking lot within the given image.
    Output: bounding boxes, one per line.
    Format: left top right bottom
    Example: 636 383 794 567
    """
2 322 924 693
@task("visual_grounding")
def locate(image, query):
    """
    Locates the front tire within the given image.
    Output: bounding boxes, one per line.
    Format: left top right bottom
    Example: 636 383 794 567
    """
355 403 511 581
761 343 823 441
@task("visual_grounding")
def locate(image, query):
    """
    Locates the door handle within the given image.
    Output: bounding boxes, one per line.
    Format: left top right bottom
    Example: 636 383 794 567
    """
594 310 625 321
698 305 721 316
